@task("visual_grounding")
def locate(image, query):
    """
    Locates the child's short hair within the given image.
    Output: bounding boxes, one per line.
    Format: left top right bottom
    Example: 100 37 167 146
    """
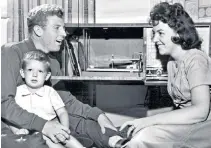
21 50 51 72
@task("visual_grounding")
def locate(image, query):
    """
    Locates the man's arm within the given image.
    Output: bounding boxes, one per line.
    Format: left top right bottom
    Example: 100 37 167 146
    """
50 54 117 133
1 45 47 131
54 84 104 121
1 44 70 144
51 70 117 134
50 61 104 121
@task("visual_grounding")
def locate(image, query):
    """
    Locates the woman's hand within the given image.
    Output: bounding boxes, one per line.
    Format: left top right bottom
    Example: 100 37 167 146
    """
120 117 153 137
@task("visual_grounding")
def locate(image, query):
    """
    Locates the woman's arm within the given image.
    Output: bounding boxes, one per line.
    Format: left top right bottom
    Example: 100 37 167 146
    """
146 107 174 116
151 85 210 125
120 85 210 136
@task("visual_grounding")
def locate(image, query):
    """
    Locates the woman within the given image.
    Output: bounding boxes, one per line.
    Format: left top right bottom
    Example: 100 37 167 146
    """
119 2 211 148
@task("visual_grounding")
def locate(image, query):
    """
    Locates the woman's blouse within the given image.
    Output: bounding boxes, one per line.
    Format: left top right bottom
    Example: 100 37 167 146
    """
167 49 211 108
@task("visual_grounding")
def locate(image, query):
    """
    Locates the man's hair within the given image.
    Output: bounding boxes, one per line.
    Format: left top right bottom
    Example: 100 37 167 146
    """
27 4 64 34
21 50 51 72
149 2 202 50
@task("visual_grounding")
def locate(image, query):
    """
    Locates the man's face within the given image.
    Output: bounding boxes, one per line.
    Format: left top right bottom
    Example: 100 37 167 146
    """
40 15 66 52
21 60 50 90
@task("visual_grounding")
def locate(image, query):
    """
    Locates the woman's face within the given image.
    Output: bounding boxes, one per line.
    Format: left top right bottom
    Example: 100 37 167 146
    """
152 21 178 56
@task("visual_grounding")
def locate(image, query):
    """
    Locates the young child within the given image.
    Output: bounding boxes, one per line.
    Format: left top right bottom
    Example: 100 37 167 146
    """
9 50 84 148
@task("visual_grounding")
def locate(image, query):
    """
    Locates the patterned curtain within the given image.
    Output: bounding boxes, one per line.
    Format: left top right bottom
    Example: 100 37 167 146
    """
6 0 95 42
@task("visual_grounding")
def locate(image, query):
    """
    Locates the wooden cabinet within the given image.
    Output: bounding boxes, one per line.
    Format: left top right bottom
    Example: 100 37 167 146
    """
54 22 211 82
63 23 150 78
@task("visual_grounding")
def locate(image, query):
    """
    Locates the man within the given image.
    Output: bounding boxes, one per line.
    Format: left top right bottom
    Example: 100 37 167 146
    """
1 4 117 148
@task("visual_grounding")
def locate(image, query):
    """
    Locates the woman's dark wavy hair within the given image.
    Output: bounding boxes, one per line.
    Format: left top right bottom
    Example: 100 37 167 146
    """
149 2 202 50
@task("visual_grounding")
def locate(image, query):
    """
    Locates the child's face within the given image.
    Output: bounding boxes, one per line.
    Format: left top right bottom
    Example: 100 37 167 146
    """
20 60 51 89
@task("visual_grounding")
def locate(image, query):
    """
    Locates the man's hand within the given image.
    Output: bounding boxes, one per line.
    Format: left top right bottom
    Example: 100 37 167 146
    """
42 120 70 143
98 113 117 134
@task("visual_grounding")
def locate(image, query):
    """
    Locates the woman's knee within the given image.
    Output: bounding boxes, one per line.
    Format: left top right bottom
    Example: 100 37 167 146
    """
127 139 143 148
125 126 157 148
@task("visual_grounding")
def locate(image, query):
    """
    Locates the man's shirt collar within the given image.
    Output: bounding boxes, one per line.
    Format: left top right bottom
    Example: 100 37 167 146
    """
24 38 37 51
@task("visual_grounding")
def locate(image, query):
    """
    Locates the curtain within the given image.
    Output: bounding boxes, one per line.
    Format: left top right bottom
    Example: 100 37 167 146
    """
6 0 95 42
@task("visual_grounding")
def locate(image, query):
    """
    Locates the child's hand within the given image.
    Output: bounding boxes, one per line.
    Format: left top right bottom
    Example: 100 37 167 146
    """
15 129 29 135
